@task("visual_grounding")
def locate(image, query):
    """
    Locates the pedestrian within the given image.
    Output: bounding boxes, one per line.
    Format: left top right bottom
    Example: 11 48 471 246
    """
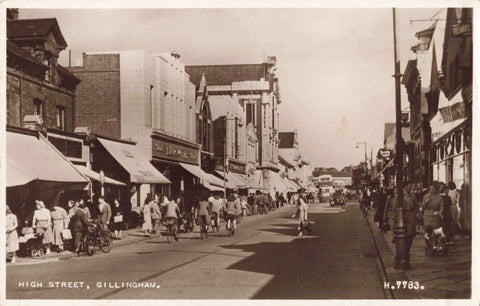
150 196 162 234
70 200 92 253
111 199 124 240
6 205 19 264
383 188 398 242
80 199 92 220
419 182 445 238
142 195 153 237
439 183 454 244
447 181 460 232
404 184 418 254
297 196 312 236
32 200 53 255
373 187 387 230
97 197 112 231
67 200 78 219
50 203 69 252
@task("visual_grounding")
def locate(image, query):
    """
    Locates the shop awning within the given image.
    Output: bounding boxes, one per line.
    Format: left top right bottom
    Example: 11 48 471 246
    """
98 137 171 184
179 163 235 189
74 165 126 186
6 131 89 187
202 181 224 192
283 178 298 191
269 172 289 194
215 170 248 188
291 179 304 190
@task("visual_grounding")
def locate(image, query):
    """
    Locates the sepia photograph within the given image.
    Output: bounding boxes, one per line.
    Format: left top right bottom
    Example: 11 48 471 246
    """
1 1 476 304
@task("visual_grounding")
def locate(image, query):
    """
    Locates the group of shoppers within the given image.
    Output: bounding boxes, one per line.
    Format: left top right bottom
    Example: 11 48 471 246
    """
369 180 462 256
6 196 124 263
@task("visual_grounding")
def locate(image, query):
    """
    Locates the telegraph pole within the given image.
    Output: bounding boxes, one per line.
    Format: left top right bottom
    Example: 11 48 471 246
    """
392 8 409 270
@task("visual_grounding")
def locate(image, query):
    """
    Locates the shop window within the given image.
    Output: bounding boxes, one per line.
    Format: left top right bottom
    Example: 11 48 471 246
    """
56 106 65 131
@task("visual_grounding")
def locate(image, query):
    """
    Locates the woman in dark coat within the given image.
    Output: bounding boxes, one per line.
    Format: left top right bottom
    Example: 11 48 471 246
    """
374 188 387 230
439 183 454 244
111 199 124 240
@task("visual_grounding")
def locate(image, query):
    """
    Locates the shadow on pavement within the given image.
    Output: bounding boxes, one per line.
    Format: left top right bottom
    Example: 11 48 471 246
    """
219 208 386 299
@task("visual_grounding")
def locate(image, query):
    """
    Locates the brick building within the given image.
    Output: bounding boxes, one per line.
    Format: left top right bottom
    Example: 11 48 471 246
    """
186 57 281 194
7 13 80 132
70 51 224 210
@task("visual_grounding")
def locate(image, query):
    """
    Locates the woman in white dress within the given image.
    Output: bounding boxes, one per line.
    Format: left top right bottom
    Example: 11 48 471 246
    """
6 205 19 263
142 196 153 237
32 200 53 255
51 204 69 252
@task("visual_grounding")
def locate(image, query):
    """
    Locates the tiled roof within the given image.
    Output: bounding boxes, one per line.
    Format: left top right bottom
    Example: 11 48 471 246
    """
7 18 67 47
278 132 295 148
57 65 81 84
7 40 48 68
186 64 266 88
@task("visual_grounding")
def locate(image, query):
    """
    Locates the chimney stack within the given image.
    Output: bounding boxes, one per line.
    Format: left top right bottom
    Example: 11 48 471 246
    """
7 8 19 21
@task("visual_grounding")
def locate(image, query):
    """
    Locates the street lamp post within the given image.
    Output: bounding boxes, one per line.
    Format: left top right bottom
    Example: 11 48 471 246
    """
392 8 409 270
356 141 367 185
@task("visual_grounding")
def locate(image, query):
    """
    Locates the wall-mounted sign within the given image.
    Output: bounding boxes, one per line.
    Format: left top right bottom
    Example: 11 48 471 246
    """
152 138 199 164
229 160 246 174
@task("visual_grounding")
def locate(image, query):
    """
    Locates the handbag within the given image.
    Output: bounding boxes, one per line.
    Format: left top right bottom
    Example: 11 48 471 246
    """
114 215 123 223
61 228 72 240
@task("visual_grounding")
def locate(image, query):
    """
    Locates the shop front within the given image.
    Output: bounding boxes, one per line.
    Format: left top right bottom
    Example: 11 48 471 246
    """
93 136 170 227
151 132 209 211
6 127 89 228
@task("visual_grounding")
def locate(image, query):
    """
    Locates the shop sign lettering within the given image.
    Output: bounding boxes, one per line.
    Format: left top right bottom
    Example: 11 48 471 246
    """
152 139 198 164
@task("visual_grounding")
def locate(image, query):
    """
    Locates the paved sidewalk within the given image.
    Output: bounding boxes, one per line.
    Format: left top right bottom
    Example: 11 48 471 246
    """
6 211 267 266
365 208 471 299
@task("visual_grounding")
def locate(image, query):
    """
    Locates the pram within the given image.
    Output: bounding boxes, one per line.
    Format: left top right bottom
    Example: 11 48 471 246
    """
424 225 449 256
18 227 46 257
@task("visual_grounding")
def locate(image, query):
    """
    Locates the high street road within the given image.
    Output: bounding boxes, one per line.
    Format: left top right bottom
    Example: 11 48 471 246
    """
7 202 388 299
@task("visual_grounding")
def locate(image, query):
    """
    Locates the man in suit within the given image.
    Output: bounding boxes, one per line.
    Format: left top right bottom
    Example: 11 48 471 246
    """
70 201 92 253
98 197 112 231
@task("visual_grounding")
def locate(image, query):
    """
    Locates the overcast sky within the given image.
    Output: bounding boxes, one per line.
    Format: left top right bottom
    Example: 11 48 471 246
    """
19 6 443 170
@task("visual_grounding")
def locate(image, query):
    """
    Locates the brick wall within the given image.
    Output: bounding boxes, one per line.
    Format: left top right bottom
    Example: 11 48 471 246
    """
7 68 75 132
69 54 121 138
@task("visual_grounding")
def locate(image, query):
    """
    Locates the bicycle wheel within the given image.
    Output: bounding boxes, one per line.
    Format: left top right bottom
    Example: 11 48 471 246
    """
165 225 171 243
99 231 112 253
85 235 95 256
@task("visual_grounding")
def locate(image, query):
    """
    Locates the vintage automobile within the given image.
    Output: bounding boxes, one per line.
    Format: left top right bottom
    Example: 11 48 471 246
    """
329 190 346 208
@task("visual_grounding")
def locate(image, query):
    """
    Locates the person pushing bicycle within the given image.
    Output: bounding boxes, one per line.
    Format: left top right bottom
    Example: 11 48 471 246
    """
165 199 181 241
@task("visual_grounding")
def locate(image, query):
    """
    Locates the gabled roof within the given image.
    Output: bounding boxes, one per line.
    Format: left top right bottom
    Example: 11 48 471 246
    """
7 40 48 69
278 132 295 149
186 64 266 88
7 18 67 48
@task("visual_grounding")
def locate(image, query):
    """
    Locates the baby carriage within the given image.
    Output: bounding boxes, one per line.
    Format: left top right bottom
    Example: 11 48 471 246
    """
18 227 46 257
424 225 448 256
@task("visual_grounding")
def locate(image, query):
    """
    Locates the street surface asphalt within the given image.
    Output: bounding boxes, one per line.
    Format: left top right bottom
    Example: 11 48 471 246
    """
7 201 388 299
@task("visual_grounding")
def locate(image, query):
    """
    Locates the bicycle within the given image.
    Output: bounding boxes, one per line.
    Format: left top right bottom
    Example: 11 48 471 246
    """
226 213 235 237
199 215 208 240
211 212 219 233
82 222 112 256
361 201 369 217
165 218 178 243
